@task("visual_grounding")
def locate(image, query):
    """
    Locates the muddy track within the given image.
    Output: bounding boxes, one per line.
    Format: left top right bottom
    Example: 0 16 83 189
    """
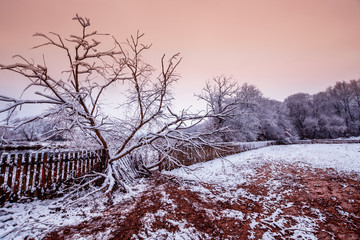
44 164 360 240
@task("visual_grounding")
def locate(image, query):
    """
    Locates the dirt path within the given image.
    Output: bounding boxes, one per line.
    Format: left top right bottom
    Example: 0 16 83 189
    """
44 163 360 239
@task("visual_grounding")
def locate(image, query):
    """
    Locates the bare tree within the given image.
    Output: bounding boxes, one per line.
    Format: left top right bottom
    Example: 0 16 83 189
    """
0 15 223 194
327 81 357 135
195 76 239 140
196 76 239 115
349 79 360 130
284 93 313 139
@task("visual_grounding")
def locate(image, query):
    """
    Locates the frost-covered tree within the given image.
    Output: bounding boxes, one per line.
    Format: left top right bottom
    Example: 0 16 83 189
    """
350 79 360 112
284 93 313 139
0 118 60 142
197 80 294 142
236 83 262 108
0 15 224 193
195 75 239 141
311 91 346 138
231 83 262 141
350 79 360 133
285 88 351 139
233 85 295 142
257 99 296 143
326 81 359 136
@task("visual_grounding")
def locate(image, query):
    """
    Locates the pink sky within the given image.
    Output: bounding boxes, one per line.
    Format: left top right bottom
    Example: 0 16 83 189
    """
1 0 360 113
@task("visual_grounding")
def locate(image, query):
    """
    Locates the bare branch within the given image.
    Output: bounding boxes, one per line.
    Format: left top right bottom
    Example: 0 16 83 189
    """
0 14 235 196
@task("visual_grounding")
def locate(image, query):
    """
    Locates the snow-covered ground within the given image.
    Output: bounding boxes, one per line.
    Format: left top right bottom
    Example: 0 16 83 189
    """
1 143 359 239
163 144 360 239
0 180 149 240
167 144 360 183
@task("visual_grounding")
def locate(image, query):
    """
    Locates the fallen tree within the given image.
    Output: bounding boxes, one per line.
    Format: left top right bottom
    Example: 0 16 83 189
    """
0 15 229 195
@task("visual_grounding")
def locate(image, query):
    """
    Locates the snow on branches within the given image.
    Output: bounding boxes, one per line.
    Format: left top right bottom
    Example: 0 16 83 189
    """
0 15 230 194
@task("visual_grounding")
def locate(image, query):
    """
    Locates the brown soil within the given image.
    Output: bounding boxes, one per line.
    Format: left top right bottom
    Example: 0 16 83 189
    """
43 163 360 240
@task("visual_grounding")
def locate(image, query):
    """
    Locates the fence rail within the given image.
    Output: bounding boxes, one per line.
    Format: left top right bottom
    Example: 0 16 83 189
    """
0 148 108 205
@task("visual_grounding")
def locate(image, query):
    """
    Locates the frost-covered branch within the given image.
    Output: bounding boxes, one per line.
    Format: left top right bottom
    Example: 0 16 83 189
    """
0 14 233 196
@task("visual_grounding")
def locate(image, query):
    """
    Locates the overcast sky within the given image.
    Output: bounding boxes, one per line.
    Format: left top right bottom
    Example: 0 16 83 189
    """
1 0 360 115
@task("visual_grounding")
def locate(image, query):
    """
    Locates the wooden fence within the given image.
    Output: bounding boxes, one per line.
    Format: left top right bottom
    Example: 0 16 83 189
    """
159 141 275 171
0 148 108 205
297 139 360 144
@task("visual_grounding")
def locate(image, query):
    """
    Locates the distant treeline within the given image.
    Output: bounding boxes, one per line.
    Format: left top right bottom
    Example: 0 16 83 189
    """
194 78 360 143
284 79 360 140
2 79 360 144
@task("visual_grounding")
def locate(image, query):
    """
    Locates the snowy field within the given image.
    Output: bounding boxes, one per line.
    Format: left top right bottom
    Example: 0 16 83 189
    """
167 143 360 183
164 144 360 239
1 143 360 239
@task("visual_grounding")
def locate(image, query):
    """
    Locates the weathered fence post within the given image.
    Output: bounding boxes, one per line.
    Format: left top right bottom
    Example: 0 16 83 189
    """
12 154 21 201
46 153 53 192
20 153 30 197
28 153 36 197
40 152 48 195
0 153 8 204
34 152 42 197
52 152 59 189
7 154 15 199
